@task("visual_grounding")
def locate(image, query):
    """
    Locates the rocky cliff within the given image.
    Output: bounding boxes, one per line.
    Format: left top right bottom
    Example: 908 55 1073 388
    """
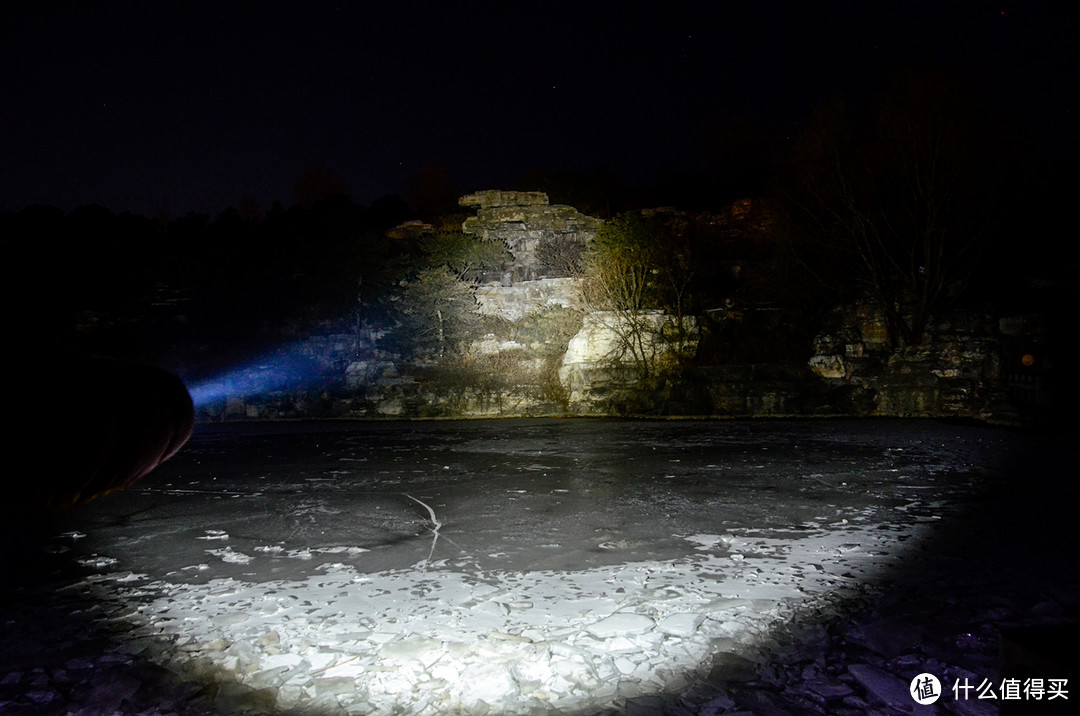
807 302 1012 421
191 192 1027 425
460 190 601 281
559 311 699 414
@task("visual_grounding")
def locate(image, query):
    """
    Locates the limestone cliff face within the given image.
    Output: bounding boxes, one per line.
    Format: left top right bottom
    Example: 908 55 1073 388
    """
474 278 581 322
559 311 699 414
460 190 601 281
808 302 1008 420
252 193 604 419
192 191 1022 424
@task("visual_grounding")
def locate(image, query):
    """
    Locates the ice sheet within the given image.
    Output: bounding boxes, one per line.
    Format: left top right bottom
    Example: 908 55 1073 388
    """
1 418 1044 714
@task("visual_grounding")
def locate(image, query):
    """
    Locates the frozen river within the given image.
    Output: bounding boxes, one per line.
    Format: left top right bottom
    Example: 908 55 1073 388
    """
1 418 1070 714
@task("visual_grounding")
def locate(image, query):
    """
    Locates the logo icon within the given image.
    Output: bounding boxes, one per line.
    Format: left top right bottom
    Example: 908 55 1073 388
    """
911 673 942 704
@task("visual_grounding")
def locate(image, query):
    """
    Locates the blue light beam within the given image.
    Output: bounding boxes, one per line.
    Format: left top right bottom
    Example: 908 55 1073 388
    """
187 343 330 409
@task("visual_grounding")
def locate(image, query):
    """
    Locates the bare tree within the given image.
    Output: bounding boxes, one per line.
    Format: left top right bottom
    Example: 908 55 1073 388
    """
783 68 1003 347
535 235 585 277
580 213 694 378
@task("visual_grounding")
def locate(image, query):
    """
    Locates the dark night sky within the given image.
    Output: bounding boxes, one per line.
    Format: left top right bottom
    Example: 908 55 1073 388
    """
2 1 1075 217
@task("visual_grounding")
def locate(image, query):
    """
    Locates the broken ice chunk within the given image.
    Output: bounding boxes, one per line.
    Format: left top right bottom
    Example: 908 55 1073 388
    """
206 547 252 564
379 637 443 664
605 636 640 652
77 555 118 568
586 612 655 638
657 612 705 637
313 676 358 698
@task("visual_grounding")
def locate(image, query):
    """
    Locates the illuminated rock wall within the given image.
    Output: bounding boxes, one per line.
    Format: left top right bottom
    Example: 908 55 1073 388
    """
460 190 601 281
473 278 581 322
559 311 700 414
193 191 1024 424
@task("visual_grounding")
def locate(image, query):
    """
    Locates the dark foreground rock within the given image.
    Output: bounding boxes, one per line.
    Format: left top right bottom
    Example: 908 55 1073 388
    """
19 355 193 510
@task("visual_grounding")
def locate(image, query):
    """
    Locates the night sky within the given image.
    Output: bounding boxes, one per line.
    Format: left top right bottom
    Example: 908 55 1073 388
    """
2 1 1075 217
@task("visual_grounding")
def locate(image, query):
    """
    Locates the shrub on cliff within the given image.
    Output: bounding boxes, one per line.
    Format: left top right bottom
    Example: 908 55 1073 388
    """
510 306 584 356
383 226 511 359
580 213 695 378
392 266 480 358
419 229 511 281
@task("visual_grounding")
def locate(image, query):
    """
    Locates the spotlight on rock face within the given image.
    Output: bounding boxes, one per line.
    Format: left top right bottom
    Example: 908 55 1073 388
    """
21 356 194 510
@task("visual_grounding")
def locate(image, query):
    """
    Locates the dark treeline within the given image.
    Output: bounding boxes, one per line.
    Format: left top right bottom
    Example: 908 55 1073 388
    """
15 160 780 366
14 194 416 375
15 63 1076 386
15 156 1071 380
